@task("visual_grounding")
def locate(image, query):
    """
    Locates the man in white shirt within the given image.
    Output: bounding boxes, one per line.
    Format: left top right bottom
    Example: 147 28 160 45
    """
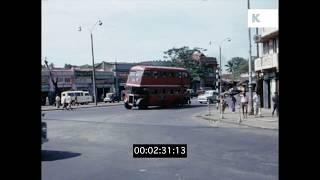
253 94 261 117
240 92 248 118
66 95 72 110
55 95 60 109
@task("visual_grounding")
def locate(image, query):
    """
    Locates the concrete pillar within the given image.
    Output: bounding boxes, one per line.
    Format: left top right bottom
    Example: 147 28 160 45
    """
270 79 276 110
263 79 270 108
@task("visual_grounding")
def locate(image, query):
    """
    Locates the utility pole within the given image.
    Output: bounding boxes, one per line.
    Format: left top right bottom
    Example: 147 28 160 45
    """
79 20 102 106
90 33 97 106
248 0 254 115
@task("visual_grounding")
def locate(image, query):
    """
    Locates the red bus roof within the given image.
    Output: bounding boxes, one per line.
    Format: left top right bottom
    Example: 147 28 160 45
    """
130 65 188 71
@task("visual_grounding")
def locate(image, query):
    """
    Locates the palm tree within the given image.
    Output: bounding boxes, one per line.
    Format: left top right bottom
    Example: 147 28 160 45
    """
225 61 235 82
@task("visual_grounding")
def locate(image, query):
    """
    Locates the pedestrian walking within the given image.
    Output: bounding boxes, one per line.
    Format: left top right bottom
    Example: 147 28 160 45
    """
62 96 67 110
231 95 236 113
66 94 72 110
253 93 261 117
55 95 60 109
74 95 78 106
272 92 279 117
45 96 49 106
240 92 248 118
221 95 227 114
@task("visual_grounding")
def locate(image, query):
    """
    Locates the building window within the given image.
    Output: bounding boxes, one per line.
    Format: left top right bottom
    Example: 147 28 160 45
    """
65 78 71 82
273 39 277 53
263 42 270 54
269 40 273 54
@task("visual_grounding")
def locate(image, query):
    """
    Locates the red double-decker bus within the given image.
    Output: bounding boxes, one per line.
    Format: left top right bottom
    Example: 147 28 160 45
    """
124 65 191 109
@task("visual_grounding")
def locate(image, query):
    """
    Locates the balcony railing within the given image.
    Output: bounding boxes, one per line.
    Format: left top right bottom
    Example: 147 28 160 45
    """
254 53 278 71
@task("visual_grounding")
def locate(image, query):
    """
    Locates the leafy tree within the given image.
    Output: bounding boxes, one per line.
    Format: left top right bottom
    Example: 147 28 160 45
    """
163 46 208 82
225 61 235 81
64 64 73 69
225 57 248 79
49 63 55 69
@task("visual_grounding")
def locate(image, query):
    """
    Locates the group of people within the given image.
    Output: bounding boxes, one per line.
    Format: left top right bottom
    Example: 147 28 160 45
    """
55 95 77 110
218 91 279 118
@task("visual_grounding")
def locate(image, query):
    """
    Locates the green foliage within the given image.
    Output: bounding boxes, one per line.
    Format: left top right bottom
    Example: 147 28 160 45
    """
64 64 72 69
163 46 209 81
49 63 55 69
225 57 248 78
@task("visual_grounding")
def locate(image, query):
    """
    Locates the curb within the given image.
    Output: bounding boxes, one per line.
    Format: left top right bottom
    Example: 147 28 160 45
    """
198 114 278 130
41 103 123 111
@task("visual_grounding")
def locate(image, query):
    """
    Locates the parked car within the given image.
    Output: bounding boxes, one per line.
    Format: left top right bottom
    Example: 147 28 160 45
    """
42 113 48 144
187 89 197 98
197 90 218 104
104 93 120 103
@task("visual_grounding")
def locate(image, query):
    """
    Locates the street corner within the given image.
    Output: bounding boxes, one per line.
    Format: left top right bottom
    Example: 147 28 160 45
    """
194 111 278 130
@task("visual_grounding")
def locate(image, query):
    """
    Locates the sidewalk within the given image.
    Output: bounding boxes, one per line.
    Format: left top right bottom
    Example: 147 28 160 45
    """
197 106 278 130
41 102 123 111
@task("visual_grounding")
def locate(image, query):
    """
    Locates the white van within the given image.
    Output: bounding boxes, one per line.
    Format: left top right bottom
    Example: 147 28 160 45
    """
61 91 92 105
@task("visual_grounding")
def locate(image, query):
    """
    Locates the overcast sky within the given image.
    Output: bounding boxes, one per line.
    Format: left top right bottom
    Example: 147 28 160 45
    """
42 0 278 70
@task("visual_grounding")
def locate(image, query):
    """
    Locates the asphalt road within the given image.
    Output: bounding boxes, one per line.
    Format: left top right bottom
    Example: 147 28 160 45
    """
42 99 278 180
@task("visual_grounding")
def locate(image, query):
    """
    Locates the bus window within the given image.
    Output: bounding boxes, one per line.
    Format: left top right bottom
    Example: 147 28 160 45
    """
75 92 81 96
183 72 188 78
80 93 83 96
136 70 143 77
153 71 158 78
170 89 174 94
154 89 158 94
161 72 167 78
129 71 136 78
143 71 152 77
167 72 172 77
178 72 182 78
84 93 89 96
162 89 166 94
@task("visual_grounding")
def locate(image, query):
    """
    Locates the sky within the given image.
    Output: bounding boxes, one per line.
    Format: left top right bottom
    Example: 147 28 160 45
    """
42 0 278 71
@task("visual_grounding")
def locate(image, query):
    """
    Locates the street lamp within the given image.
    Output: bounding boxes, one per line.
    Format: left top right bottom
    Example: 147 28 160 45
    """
218 38 231 118
218 38 231 96
209 38 231 118
79 20 103 106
